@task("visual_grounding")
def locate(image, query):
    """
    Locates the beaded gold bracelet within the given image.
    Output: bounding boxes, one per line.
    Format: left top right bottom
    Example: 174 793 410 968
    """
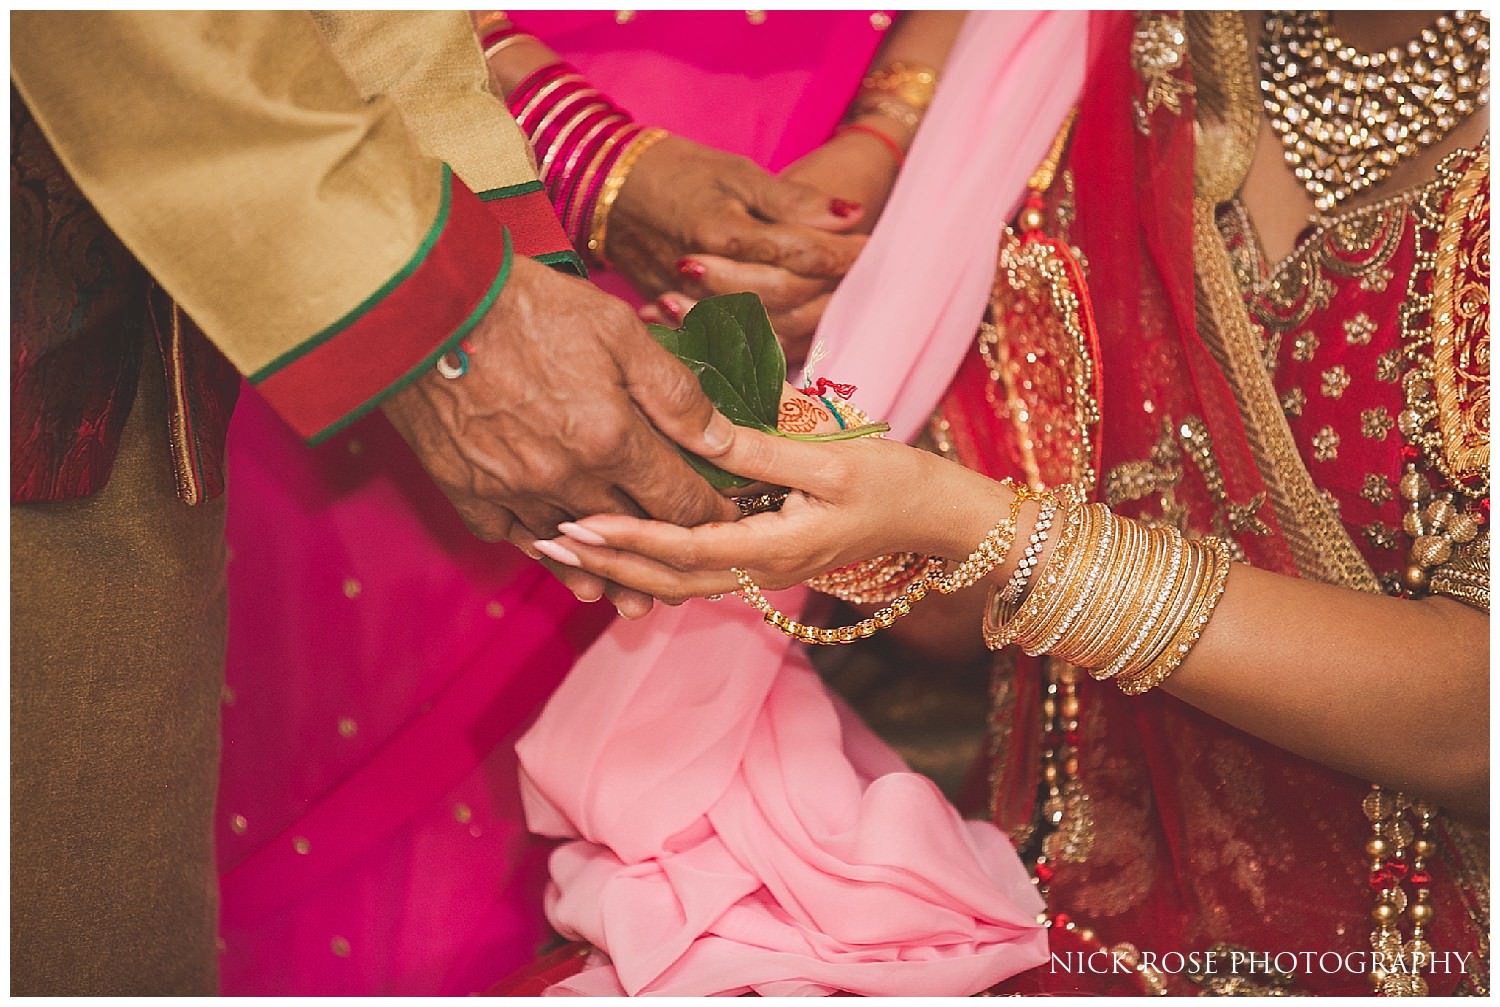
735 479 1031 646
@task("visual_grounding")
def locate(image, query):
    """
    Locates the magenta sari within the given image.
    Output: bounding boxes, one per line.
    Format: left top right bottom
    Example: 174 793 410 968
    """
215 11 889 995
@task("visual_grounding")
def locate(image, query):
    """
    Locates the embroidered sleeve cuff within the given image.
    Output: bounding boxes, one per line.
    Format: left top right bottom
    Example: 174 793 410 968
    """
249 165 512 445
479 179 586 277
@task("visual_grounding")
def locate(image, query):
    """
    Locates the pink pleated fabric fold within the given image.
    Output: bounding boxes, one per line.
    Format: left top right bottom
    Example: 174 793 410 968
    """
517 11 1090 997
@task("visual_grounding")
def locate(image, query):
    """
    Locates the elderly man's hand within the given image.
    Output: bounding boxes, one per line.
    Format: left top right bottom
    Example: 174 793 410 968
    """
381 255 739 616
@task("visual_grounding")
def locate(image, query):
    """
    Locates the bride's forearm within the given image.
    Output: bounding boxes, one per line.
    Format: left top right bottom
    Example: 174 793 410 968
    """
1163 567 1488 818
891 464 1487 815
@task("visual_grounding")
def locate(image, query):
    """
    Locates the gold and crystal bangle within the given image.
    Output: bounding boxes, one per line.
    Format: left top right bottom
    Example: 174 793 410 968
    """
1028 503 1116 656
1062 516 1153 670
1114 532 1200 681
1116 538 1232 695
983 485 1086 651
999 498 1056 604
994 499 1099 654
588 126 668 262
852 95 922 131
929 483 1031 595
1088 525 1184 678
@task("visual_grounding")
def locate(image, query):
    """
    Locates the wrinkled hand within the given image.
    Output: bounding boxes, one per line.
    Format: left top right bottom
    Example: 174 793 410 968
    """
381 255 739 615
607 134 866 309
535 425 1012 606
645 129 902 362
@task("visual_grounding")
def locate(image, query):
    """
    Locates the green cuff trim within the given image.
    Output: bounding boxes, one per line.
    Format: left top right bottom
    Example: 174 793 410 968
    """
306 228 515 446
478 179 545 201
251 164 455 383
535 248 587 278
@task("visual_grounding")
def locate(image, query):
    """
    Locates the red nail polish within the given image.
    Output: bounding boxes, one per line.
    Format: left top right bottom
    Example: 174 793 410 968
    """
677 258 707 279
658 296 683 321
830 198 862 219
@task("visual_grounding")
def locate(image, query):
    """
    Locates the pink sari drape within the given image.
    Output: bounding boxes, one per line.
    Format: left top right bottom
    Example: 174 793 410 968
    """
518 11 1089 997
217 12 888 995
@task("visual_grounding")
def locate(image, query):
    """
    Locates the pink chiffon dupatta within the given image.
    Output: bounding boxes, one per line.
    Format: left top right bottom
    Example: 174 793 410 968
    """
517 12 1089 996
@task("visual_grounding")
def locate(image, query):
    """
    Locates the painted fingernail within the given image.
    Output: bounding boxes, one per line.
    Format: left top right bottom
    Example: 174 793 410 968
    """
830 198 862 218
658 295 686 322
533 539 581 567
557 521 607 546
677 257 707 279
703 412 735 454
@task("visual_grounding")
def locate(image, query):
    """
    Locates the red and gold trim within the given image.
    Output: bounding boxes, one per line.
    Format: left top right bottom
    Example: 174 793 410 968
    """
478 179 586 277
250 165 511 445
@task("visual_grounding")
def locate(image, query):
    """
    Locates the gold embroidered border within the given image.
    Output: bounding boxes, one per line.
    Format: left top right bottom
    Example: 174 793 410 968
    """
1193 202 1380 592
1428 142 1490 482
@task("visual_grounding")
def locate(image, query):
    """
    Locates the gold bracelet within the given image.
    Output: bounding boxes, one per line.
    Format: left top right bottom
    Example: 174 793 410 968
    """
733 566 930 646
1063 516 1152 670
928 483 1031 595
588 126 668 264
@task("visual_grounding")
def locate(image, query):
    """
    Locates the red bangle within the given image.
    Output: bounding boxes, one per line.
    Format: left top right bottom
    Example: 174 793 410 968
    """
838 122 905 165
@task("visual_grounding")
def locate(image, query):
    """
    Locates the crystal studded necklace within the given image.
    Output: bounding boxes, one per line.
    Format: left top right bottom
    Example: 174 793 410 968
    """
1259 10 1489 211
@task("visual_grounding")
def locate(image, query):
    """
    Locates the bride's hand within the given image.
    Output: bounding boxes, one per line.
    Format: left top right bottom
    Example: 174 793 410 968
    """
534 425 1012 607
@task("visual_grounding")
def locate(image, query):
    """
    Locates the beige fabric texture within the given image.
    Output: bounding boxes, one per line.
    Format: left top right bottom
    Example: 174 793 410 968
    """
11 11 458 376
314 11 539 191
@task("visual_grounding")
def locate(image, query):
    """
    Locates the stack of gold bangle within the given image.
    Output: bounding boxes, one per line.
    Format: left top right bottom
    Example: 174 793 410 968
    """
982 493 1233 695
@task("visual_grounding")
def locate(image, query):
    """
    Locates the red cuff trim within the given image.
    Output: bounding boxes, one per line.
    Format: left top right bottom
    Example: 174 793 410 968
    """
479 181 585 277
252 167 510 443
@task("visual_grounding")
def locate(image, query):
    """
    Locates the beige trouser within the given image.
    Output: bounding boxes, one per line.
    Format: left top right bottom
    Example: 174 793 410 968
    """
11 345 226 994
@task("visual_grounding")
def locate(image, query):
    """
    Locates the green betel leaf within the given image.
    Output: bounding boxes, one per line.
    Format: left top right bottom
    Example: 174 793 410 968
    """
648 293 886 491
681 292 787 422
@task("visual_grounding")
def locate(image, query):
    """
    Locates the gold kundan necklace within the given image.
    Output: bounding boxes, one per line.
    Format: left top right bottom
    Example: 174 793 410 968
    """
1259 10 1489 211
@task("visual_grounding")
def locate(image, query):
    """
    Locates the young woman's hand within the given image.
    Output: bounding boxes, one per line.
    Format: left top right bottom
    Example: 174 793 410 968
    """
533 423 1013 607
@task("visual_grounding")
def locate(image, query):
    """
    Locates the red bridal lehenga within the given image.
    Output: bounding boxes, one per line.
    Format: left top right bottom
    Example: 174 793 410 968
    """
934 11 1489 997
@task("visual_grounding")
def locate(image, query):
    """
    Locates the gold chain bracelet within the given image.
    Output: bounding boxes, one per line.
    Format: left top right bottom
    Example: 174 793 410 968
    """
733 566 931 646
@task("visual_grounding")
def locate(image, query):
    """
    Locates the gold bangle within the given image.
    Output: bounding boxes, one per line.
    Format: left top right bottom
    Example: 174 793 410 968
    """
860 61 939 109
474 10 513 36
1092 526 1185 678
733 566 930 646
983 485 1087 651
588 126 668 264
1029 503 1116 656
1116 539 1232 695
852 96 922 131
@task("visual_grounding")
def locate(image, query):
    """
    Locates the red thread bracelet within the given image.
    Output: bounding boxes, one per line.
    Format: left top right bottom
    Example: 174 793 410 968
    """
838 122 905 165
